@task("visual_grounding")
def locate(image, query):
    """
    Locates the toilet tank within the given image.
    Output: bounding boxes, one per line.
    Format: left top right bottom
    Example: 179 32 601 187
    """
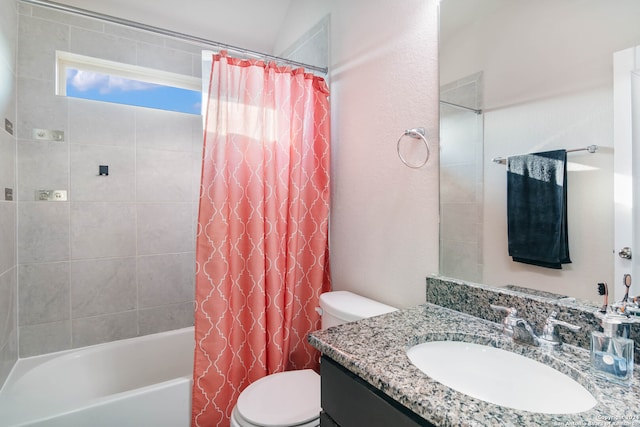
319 291 397 329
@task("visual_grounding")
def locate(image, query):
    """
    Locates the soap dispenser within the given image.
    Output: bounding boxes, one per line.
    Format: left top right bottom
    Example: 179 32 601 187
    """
591 313 635 385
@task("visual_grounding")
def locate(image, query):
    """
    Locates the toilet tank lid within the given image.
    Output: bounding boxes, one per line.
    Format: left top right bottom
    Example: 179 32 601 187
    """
319 291 397 322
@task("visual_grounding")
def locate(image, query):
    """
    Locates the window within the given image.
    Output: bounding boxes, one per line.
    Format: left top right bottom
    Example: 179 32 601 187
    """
56 51 202 115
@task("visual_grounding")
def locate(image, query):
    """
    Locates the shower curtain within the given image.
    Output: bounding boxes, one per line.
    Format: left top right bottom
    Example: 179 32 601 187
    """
191 52 331 427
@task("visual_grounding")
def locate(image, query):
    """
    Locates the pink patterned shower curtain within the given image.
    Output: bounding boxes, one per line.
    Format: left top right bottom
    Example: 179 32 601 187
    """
191 52 331 427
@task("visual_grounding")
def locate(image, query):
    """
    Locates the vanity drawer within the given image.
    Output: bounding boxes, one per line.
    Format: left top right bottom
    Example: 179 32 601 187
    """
320 356 435 427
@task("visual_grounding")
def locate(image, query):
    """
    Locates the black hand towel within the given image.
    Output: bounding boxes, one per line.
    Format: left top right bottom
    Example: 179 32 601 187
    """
507 150 571 269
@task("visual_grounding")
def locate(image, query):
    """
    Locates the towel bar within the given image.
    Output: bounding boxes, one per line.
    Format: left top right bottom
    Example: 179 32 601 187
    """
492 145 598 165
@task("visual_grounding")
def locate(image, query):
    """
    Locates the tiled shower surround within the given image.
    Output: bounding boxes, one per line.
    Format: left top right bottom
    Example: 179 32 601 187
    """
0 0 18 388
0 1 330 382
13 3 205 358
439 73 483 283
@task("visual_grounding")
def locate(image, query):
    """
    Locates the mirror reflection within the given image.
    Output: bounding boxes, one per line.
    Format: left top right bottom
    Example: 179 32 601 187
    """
439 0 640 302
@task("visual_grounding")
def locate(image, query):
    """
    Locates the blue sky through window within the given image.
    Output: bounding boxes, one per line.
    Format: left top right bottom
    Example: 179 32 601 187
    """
66 68 201 115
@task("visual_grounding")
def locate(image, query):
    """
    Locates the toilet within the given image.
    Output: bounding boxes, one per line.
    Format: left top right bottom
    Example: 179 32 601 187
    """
230 291 397 427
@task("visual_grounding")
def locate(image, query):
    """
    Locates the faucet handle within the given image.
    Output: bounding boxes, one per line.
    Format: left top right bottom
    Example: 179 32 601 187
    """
490 304 519 336
544 311 581 331
539 311 580 348
490 304 517 317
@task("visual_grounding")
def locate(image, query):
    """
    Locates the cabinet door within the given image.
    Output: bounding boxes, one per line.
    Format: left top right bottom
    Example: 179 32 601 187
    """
320 411 340 427
321 356 435 427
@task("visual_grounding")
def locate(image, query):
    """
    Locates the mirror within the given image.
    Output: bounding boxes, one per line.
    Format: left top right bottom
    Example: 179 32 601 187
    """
438 0 640 303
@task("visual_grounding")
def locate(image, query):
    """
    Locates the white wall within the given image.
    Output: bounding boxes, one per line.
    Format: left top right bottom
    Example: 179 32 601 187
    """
275 0 440 308
483 89 614 302
441 0 640 302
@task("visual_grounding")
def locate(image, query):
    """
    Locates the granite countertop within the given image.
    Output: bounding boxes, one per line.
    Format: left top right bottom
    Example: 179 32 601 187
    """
308 303 640 427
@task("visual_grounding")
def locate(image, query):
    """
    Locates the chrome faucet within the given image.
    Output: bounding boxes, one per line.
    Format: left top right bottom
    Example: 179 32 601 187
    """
537 311 581 349
512 317 539 346
490 305 580 350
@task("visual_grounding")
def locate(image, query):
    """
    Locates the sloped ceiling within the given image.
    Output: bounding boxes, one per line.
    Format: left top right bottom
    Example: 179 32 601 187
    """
51 0 293 54
439 0 505 46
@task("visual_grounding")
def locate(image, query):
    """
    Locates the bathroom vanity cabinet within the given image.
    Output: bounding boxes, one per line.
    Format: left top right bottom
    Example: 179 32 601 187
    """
320 356 435 427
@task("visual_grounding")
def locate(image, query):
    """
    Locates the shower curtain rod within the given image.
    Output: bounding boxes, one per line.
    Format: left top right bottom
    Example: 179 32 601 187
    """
492 145 599 164
440 100 482 115
19 0 329 75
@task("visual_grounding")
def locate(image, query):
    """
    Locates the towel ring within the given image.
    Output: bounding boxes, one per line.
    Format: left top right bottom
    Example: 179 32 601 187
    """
397 127 430 169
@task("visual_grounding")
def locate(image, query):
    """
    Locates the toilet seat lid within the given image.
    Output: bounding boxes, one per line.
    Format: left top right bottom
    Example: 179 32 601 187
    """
236 369 321 427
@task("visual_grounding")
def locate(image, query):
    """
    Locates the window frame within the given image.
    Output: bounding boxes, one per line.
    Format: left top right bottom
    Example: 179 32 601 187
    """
56 51 202 113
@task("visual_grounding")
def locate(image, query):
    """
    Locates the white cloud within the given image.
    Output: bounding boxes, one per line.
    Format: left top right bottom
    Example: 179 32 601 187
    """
68 69 158 93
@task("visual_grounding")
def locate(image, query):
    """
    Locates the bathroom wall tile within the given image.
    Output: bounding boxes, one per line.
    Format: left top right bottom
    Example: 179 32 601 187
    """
165 38 205 56
439 112 482 167
16 77 68 140
138 252 195 308
0 73 17 139
307 30 330 68
70 144 135 202
17 139 69 201
14 4 208 355
18 202 69 263
191 203 200 243
71 257 136 318
136 43 193 76
17 15 69 81
70 202 136 259
17 2 30 16
137 203 195 255
0 327 17 388
0 130 17 196
69 27 137 66
442 83 480 111
136 148 193 202
136 108 200 152
191 54 203 79
440 72 482 111
103 23 165 47
139 301 194 335
280 17 329 70
0 109 15 173
19 320 71 357
31 4 103 32
192 120 205 202
72 311 137 348
68 99 135 147
440 203 480 243
440 163 480 205
0 203 16 274
0 268 17 353
440 72 484 285
18 262 70 326
0 0 18 388
439 240 482 283
192 155 203 201
0 0 17 73
191 116 204 147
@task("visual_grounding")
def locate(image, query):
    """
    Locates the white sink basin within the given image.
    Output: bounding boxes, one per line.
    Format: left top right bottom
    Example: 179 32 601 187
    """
406 341 597 414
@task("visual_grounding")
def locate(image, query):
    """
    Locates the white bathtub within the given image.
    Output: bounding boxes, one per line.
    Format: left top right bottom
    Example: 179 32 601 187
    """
0 327 194 427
